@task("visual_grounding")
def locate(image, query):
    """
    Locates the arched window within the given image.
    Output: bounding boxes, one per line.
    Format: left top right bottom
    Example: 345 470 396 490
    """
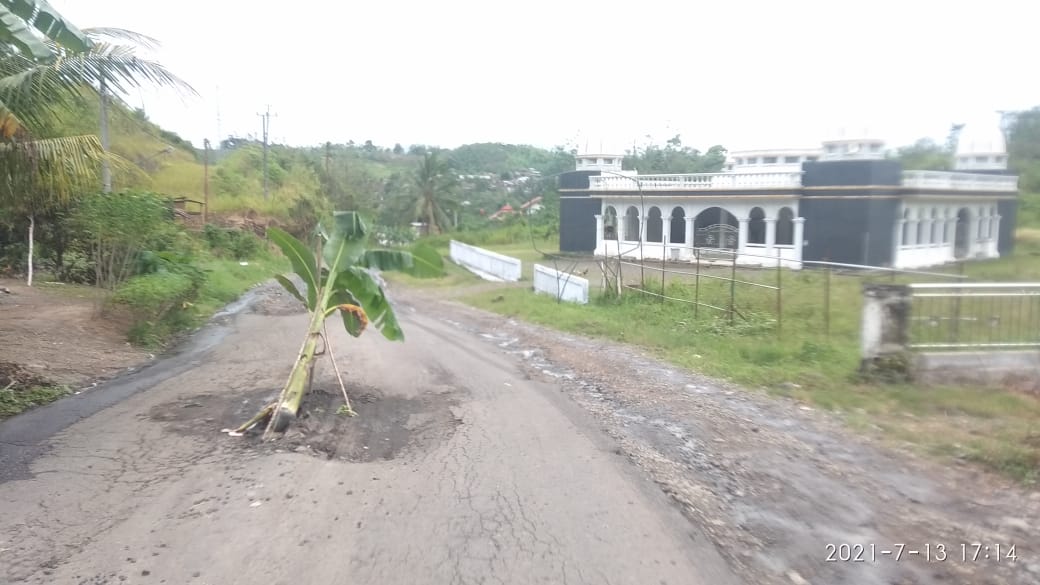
748 207 766 244
902 208 912 247
693 207 739 249
670 207 686 244
603 206 618 241
776 207 795 246
930 208 939 246
916 208 926 245
624 206 640 241
646 207 663 243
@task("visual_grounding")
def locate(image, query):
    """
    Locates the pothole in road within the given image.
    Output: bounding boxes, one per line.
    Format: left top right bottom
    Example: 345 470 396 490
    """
148 385 461 463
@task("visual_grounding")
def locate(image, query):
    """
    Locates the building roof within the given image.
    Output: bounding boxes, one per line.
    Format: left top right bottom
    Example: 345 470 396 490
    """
956 114 1007 155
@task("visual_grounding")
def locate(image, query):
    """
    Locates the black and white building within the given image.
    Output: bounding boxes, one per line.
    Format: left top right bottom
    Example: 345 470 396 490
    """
558 120 1018 269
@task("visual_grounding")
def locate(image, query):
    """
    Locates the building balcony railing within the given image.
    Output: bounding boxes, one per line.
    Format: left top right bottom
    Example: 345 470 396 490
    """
587 171 803 191
902 171 1018 192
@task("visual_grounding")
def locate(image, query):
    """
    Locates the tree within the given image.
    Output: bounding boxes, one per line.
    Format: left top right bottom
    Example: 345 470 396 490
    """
227 212 443 438
0 10 193 285
624 135 727 174
895 138 951 171
1007 107 1040 193
392 143 404 155
410 151 457 234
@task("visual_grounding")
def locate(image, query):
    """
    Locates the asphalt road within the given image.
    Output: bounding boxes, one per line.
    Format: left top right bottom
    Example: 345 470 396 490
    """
0 284 736 585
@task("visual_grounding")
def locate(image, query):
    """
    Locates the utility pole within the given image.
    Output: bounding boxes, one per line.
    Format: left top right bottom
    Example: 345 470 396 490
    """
215 85 221 151
258 106 271 200
203 139 211 225
100 79 112 193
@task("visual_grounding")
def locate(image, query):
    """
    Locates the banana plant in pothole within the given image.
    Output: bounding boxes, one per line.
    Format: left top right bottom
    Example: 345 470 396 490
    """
224 211 443 440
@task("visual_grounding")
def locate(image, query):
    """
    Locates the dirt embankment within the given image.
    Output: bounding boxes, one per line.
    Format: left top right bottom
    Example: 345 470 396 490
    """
0 279 150 392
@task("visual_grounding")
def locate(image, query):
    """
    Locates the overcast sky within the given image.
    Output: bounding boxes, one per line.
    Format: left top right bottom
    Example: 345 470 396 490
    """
52 0 1036 154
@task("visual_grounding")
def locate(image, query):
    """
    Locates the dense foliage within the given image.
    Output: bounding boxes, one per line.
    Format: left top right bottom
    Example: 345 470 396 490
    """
624 135 727 174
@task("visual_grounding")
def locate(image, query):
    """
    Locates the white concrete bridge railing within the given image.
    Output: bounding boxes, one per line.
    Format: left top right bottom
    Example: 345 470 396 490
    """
449 241 522 282
533 264 589 304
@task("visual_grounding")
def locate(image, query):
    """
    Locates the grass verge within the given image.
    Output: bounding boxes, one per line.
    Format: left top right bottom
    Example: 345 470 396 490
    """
0 384 71 418
412 234 1040 484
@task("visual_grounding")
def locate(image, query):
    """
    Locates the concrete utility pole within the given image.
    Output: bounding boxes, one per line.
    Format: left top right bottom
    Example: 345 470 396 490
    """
258 106 272 200
203 139 211 225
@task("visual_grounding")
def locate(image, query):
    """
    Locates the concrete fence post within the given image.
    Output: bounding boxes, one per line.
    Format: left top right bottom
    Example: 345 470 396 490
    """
860 284 912 380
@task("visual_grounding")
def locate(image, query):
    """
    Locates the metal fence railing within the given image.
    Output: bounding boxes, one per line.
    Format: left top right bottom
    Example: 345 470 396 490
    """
907 283 1040 349
591 243 972 340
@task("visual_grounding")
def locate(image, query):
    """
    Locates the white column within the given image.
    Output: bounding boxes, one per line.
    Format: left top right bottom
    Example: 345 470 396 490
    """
907 219 917 246
594 214 604 255
793 217 806 263
991 214 1002 257
736 217 752 253
765 218 777 250
684 216 695 260
660 216 669 259
636 214 644 257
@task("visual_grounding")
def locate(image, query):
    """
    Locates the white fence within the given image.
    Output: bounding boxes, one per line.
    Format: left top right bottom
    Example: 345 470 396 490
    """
449 240 522 282
533 264 589 304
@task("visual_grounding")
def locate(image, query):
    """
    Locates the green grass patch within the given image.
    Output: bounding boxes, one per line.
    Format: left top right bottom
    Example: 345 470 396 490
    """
0 384 71 418
193 253 288 315
385 257 480 289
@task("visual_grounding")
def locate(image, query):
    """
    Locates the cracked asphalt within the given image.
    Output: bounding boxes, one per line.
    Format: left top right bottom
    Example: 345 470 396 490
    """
3 280 1038 585
0 283 737 585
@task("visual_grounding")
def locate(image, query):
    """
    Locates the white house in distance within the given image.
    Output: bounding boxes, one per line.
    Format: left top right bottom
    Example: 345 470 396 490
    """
558 117 1018 270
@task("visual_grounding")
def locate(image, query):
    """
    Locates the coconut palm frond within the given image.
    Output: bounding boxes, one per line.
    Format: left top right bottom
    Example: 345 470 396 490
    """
84 27 160 50
0 41 196 134
0 133 141 207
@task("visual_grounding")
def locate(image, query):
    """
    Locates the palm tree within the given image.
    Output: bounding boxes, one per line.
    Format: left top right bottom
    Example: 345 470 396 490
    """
0 1 194 284
411 150 457 235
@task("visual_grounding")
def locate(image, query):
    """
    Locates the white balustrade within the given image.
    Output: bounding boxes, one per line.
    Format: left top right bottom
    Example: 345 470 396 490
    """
901 171 1018 192
587 171 803 191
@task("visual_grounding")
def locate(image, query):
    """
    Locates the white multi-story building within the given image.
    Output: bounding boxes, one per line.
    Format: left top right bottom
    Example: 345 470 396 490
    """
558 119 1018 270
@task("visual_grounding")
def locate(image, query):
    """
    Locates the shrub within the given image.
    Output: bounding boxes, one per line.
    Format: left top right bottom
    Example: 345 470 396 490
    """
111 255 206 346
202 224 262 260
113 271 196 318
56 249 95 284
70 190 178 290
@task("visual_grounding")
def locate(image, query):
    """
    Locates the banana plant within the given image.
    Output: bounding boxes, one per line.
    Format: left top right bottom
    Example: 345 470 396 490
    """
227 211 443 439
